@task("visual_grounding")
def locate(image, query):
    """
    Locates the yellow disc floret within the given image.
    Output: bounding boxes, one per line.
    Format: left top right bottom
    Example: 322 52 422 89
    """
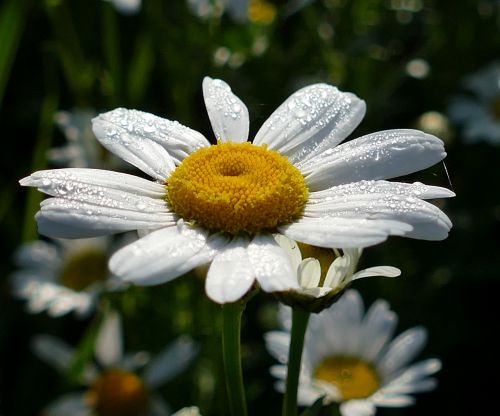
315 356 381 400
86 369 149 416
167 142 308 234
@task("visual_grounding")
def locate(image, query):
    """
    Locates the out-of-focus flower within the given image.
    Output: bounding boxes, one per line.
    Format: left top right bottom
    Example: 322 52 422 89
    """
11 237 128 318
448 61 500 144
103 0 141 15
415 111 452 144
265 290 441 415
49 110 125 169
172 407 202 416
22 77 453 304
37 311 199 416
274 235 400 312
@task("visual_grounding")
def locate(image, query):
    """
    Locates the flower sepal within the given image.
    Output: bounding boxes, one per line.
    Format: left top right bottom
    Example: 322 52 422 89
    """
274 286 346 314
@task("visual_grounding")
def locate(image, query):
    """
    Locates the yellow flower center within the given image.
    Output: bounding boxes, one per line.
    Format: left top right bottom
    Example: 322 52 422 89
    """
315 356 381 400
166 142 308 234
59 248 108 291
86 369 149 416
248 0 277 24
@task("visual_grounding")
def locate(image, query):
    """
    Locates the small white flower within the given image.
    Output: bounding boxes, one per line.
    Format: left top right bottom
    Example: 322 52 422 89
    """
172 407 202 416
37 311 199 416
265 290 441 416
274 235 400 311
21 77 453 304
103 0 141 15
11 237 127 318
448 61 500 144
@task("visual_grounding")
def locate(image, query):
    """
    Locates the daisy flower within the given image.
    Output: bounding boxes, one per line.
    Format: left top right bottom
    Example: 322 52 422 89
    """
37 311 199 416
265 290 442 416
11 237 127 318
21 77 453 304
448 61 500 144
274 235 400 312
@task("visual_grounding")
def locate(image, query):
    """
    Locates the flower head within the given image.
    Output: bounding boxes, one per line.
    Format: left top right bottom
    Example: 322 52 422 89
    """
11 237 127 317
37 311 198 416
274 235 400 312
265 290 441 415
21 77 453 304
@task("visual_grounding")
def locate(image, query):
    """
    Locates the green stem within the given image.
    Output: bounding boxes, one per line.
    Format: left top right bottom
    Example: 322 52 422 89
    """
282 308 311 416
222 301 248 416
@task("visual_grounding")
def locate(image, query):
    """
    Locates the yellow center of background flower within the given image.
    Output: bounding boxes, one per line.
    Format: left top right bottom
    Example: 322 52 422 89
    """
59 248 108 291
167 142 308 234
314 356 381 400
86 369 149 416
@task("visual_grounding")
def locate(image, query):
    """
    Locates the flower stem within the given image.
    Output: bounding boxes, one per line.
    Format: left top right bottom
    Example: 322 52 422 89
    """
222 300 248 416
282 307 311 416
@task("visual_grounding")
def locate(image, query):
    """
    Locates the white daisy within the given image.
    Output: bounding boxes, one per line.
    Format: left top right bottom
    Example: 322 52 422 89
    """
265 290 442 416
448 61 500 144
20 77 453 304
37 310 199 416
11 237 127 318
274 235 400 312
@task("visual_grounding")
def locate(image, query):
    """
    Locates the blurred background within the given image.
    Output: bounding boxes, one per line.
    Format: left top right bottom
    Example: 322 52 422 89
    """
0 0 498 415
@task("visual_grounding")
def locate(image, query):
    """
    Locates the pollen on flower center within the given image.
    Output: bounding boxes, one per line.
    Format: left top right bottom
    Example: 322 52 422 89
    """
59 248 108 291
166 142 309 234
86 369 149 416
314 356 381 400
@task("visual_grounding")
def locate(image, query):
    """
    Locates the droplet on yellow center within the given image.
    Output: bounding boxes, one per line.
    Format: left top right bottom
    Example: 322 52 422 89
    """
59 248 108 291
86 369 149 416
315 356 381 400
167 142 309 234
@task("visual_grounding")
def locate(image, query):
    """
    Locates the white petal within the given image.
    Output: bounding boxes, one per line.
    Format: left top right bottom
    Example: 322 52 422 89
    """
247 234 299 293
143 336 199 388
301 130 447 190
205 236 255 303
339 400 376 416
279 217 412 248
43 393 90 416
383 359 441 391
254 84 365 165
110 221 225 285
370 394 415 407
92 108 209 179
273 234 302 270
305 188 452 242
297 258 321 288
203 77 249 142
352 266 401 281
358 300 397 362
95 310 123 367
381 377 438 395
378 326 428 377
34 197 174 239
32 335 74 372
14 240 59 270
264 331 290 364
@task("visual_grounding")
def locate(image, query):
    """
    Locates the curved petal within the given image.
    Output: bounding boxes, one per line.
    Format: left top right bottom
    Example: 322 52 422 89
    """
264 331 290 364
377 326 428 377
109 221 226 285
304 188 452 242
203 77 249 142
370 394 415 407
274 234 302 270
297 258 321 288
34 197 174 239
300 130 447 190
32 335 74 372
382 359 441 393
95 310 123 367
143 336 199 388
92 108 209 179
205 236 255 303
339 400 376 416
254 84 365 165
352 266 401 281
279 217 413 248
358 300 397 362
247 234 299 293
